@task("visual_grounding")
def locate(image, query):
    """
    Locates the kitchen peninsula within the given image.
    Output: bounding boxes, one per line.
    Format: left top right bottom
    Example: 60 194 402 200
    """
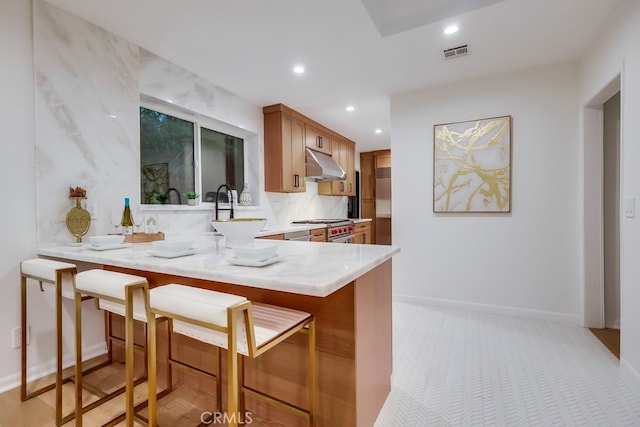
38 236 400 426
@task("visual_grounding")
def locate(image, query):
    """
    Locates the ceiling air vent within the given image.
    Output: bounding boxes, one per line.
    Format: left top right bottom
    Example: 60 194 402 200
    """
443 44 469 59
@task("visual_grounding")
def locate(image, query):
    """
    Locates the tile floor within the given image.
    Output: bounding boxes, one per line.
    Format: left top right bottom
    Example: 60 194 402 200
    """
374 302 640 426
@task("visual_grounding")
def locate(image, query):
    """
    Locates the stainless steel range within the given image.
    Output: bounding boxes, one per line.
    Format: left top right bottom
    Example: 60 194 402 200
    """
292 219 355 243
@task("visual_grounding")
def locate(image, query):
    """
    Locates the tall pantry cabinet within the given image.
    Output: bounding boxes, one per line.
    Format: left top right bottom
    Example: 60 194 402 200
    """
359 149 392 245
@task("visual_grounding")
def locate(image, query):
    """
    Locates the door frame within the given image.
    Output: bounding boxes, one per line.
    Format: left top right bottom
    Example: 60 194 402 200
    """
581 74 621 328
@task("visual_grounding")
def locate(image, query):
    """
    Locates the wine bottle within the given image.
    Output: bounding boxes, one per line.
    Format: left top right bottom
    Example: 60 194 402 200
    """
121 197 134 235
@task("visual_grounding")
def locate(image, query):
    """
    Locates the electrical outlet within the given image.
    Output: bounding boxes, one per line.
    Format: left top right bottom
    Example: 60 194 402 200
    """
12 326 29 348
624 197 635 218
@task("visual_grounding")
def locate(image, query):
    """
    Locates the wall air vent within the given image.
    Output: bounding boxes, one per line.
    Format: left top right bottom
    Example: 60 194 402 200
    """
443 44 469 59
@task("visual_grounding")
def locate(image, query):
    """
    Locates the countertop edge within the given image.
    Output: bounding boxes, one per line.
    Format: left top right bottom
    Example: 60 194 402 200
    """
37 241 400 298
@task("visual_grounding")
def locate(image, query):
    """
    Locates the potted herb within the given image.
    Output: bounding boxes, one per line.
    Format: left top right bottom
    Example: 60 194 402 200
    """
184 192 199 206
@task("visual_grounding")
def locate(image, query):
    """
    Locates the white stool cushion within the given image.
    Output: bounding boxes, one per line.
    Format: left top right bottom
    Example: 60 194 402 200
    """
150 284 311 356
76 269 147 299
76 269 149 322
21 258 76 299
150 284 246 327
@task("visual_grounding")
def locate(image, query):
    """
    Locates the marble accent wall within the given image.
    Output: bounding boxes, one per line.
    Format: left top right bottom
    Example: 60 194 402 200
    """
34 0 140 243
33 0 346 244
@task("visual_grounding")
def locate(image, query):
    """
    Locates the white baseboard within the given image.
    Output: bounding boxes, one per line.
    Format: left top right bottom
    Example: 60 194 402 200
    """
621 358 640 398
0 342 107 394
393 294 579 324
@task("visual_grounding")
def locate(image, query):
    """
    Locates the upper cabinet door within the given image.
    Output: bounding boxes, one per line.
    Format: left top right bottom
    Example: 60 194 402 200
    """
318 137 355 196
264 109 306 193
305 124 332 156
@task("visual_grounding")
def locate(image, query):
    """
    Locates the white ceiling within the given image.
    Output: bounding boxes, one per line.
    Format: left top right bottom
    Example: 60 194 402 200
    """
45 0 618 153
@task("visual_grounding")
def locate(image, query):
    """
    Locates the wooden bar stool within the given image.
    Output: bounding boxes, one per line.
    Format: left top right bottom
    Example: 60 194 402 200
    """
74 269 170 427
146 284 316 427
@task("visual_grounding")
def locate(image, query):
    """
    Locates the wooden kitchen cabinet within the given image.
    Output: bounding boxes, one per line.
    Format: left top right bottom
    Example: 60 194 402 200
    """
318 137 356 196
310 227 327 242
265 103 356 195
257 233 285 240
360 151 376 243
305 123 332 156
263 105 306 193
360 149 392 244
353 222 371 244
344 140 356 196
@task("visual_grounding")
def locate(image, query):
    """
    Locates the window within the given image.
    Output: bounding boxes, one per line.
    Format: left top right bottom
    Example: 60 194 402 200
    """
140 103 246 205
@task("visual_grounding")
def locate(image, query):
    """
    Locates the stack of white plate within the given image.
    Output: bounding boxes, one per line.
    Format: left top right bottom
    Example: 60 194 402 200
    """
149 239 194 258
228 241 279 267
87 235 130 251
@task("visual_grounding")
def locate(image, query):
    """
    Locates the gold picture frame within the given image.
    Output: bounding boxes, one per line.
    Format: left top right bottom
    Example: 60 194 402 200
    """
433 115 511 213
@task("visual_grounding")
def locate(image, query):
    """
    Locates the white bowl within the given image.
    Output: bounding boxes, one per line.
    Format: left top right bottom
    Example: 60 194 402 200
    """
232 242 278 262
211 218 267 248
151 239 193 253
89 235 125 247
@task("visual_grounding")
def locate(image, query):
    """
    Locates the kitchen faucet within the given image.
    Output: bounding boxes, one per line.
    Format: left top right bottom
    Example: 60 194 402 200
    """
214 184 234 220
165 187 182 205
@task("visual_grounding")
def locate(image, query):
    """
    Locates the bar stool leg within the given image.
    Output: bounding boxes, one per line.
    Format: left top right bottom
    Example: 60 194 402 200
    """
308 320 316 427
75 290 83 427
125 286 135 427
20 275 28 401
55 272 64 425
147 306 158 427
227 311 239 427
238 354 246 424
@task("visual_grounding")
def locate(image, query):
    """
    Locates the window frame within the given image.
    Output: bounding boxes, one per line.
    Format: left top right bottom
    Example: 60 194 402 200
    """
140 95 254 210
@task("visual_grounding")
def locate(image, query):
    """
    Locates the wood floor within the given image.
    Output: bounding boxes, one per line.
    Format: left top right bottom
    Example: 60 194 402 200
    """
589 328 620 359
0 356 226 427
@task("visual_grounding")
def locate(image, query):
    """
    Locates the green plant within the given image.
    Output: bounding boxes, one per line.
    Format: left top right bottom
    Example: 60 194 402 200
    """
184 191 199 200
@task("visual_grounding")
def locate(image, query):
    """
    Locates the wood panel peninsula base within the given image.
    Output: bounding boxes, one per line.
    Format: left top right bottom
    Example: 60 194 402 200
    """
38 238 399 425
105 260 392 427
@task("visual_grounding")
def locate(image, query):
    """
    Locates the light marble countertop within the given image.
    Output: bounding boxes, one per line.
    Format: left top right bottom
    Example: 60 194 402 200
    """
38 234 400 297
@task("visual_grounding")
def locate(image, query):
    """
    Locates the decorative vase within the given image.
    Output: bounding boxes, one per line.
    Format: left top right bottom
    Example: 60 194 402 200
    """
239 182 253 206
66 197 91 243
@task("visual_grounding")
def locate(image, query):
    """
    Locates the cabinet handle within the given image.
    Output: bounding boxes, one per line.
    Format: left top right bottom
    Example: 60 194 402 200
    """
294 174 299 187
349 183 352 193
340 181 344 192
317 136 323 148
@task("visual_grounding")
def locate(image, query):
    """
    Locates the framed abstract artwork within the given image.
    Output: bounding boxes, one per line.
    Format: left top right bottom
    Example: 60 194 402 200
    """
433 115 511 213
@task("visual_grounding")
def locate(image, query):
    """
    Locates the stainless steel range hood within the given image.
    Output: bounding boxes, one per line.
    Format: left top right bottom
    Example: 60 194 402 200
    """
305 148 346 182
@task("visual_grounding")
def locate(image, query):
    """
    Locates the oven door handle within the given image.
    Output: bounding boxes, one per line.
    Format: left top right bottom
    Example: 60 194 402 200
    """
330 234 354 244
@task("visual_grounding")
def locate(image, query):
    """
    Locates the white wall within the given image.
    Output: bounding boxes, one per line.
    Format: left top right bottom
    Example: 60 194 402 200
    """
0 0 37 391
579 0 640 396
391 62 580 322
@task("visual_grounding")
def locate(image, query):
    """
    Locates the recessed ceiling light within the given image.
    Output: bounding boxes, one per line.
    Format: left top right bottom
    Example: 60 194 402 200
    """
109 114 117 119
444 25 459 35
346 105 355 112
293 65 305 74
375 129 382 134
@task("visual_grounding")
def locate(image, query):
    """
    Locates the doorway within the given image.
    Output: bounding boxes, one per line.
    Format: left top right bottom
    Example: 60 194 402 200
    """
583 76 621 359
